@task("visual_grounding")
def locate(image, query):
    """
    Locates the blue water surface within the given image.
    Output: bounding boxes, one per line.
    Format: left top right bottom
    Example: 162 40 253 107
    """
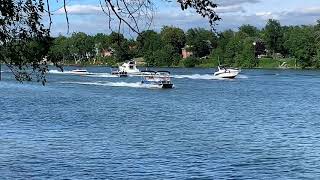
1 67 320 179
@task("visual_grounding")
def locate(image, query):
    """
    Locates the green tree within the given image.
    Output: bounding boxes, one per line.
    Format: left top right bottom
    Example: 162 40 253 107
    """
239 39 256 67
1 0 221 83
137 30 164 66
239 24 259 37
69 32 95 63
94 33 111 55
0 0 51 83
224 34 243 66
100 32 132 62
48 35 71 63
313 50 320 68
263 19 283 58
182 57 200 68
284 26 316 68
137 30 163 56
160 26 186 54
186 28 217 57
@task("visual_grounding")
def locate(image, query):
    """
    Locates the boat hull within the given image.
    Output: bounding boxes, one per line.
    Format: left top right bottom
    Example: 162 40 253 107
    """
141 81 174 89
70 70 89 75
214 73 239 79
161 83 174 89
214 70 240 79
111 71 128 77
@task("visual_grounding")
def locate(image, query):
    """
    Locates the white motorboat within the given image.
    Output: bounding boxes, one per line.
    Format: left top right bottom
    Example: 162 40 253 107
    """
213 66 240 79
141 70 174 89
70 69 89 75
119 60 140 74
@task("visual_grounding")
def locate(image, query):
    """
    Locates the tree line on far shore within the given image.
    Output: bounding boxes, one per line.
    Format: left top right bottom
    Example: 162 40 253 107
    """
48 19 320 68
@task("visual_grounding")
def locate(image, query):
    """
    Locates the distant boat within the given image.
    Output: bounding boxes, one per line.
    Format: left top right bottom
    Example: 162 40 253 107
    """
213 66 240 79
141 70 174 89
119 60 140 74
70 69 89 75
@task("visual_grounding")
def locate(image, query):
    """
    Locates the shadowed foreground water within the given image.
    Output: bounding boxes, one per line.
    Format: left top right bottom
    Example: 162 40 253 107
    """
1 67 320 179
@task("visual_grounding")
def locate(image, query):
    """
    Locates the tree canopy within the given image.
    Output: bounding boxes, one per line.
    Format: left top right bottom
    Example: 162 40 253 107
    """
0 0 221 83
0 0 51 84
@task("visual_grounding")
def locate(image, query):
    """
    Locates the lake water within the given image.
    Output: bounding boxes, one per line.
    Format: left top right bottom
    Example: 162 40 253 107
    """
1 66 320 179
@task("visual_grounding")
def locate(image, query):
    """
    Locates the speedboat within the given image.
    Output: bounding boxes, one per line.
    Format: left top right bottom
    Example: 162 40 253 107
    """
70 69 89 75
213 66 240 79
141 70 174 89
111 69 128 77
119 60 140 74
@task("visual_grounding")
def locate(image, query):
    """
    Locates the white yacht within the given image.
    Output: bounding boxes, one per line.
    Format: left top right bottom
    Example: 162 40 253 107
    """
119 60 140 74
213 66 240 79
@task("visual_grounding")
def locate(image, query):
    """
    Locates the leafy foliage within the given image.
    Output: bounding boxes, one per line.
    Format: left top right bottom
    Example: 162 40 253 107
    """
46 20 320 69
263 19 283 56
1 0 222 83
0 0 51 84
160 26 186 54
182 57 200 68
283 26 316 68
186 28 217 58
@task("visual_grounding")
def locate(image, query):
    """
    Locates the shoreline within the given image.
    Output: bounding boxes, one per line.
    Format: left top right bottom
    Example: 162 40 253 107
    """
52 64 320 70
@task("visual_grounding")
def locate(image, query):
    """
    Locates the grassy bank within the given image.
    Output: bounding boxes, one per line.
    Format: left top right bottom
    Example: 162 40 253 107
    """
256 58 298 69
194 57 299 69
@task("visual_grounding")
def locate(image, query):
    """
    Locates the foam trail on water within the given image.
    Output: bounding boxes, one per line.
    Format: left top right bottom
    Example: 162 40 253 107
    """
85 73 118 78
237 74 248 79
173 74 248 80
61 81 162 89
49 70 74 74
173 74 216 80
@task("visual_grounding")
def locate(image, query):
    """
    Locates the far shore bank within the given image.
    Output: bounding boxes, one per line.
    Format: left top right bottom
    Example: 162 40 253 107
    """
52 57 317 70
51 63 319 70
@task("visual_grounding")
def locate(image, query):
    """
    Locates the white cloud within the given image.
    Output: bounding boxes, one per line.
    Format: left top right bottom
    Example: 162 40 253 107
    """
56 5 102 15
50 2 320 36
216 0 260 6
286 7 320 16
216 5 246 13
255 12 279 20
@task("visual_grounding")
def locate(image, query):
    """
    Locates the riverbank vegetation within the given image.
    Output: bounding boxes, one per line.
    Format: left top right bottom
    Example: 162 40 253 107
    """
48 19 320 69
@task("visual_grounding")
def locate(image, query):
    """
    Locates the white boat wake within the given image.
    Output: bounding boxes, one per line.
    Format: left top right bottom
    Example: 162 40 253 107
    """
60 81 162 89
84 73 118 78
49 70 75 74
49 70 128 78
172 74 248 80
173 74 216 80
237 74 248 79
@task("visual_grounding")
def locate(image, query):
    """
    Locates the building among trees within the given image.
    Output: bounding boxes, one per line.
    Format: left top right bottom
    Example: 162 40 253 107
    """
182 45 193 59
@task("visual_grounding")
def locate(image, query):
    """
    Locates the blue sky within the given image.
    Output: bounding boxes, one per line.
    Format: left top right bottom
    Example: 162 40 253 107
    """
47 0 320 36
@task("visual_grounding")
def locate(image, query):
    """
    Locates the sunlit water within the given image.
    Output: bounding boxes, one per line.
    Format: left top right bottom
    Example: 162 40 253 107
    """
1 66 320 179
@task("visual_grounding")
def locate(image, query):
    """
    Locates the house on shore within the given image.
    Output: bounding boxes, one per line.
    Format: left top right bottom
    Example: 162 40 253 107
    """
181 45 193 59
101 47 114 57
